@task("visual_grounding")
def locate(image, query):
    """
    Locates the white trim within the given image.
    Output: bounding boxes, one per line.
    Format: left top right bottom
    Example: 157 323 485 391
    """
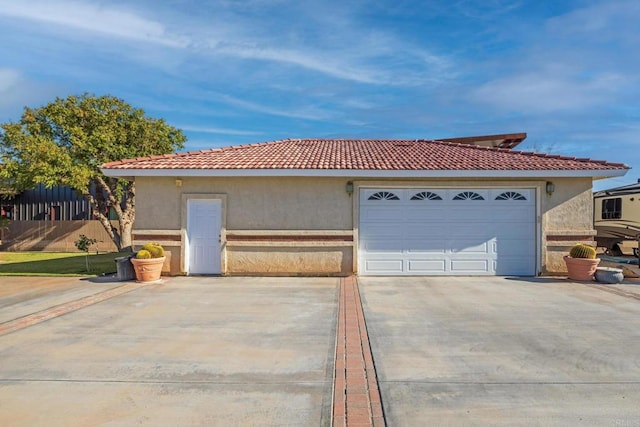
101 168 627 179
227 230 353 236
535 187 542 276
226 241 353 248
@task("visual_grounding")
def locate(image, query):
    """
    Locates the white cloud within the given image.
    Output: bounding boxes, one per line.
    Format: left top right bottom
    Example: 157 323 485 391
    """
0 69 61 120
178 124 263 136
0 0 452 86
0 68 21 92
469 1 639 114
214 43 383 85
546 0 640 37
473 71 627 113
213 93 335 121
0 0 188 47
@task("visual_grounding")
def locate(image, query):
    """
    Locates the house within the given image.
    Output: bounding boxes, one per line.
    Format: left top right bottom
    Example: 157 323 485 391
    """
101 133 628 276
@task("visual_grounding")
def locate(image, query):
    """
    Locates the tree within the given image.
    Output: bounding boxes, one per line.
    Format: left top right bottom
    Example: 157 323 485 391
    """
0 94 186 250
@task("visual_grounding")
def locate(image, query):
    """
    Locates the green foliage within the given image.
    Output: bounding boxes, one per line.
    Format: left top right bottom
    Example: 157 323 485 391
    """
74 234 98 272
569 244 597 259
136 249 152 259
141 242 165 258
0 251 131 277
0 94 187 249
0 94 186 193
74 234 97 253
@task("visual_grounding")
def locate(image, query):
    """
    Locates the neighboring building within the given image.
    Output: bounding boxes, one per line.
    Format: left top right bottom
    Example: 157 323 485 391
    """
0 184 118 252
101 134 628 276
1 184 91 221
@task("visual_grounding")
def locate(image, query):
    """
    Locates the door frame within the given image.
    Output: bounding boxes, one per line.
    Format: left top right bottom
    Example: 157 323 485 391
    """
181 193 227 274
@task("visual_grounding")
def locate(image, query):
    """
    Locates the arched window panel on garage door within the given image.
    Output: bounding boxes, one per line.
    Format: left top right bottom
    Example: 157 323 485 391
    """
495 191 527 201
453 191 485 201
410 191 443 201
368 191 400 201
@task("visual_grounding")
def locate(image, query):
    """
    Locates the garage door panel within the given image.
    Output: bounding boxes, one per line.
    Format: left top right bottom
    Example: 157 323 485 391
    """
448 225 496 239
450 241 490 254
495 257 534 275
493 208 535 222
405 207 447 221
403 225 449 239
404 239 447 253
450 259 491 273
496 224 535 239
364 259 404 274
407 259 446 273
495 239 536 256
361 223 403 237
362 239 404 253
361 206 403 221
447 209 494 221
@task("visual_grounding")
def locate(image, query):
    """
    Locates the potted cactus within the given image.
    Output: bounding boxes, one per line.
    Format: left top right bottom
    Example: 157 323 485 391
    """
563 243 601 281
130 242 166 282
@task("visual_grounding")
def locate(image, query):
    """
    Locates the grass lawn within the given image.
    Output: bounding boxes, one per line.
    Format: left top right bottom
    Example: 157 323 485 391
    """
0 251 132 276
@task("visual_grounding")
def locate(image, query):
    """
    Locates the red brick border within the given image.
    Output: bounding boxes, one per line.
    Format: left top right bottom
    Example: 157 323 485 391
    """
0 283 144 336
333 276 385 426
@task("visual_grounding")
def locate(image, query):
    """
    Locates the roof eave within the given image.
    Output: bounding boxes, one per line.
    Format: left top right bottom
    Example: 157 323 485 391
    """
101 168 629 180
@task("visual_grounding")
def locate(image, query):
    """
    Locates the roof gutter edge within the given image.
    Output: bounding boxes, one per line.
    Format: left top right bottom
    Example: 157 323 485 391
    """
101 168 629 179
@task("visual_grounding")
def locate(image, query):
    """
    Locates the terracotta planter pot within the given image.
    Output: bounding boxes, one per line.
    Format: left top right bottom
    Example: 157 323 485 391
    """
131 256 166 282
563 256 601 281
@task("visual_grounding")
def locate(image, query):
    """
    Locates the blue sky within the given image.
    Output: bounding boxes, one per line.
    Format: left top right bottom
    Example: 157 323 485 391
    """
0 0 638 191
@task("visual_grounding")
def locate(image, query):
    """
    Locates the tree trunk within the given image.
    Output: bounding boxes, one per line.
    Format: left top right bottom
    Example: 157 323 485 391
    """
87 176 136 252
119 218 134 251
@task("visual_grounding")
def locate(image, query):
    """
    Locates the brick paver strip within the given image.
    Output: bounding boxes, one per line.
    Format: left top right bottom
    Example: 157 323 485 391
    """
333 276 385 426
0 283 144 336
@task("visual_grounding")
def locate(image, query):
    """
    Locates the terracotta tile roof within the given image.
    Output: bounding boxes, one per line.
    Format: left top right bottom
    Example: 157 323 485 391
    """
101 139 628 171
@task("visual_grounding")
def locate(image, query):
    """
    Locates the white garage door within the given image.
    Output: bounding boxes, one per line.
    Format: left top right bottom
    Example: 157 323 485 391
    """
358 188 536 276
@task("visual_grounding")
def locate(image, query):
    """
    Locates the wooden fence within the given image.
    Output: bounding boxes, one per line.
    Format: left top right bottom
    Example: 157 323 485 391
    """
0 220 118 252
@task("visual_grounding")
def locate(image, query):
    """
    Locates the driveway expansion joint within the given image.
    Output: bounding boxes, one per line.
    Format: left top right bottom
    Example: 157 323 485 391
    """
333 276 385 427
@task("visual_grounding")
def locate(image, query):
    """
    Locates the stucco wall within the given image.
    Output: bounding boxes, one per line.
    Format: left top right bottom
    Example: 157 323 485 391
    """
540 177 596 274
134 175 595 276
226 246 352 276
135 176 353 230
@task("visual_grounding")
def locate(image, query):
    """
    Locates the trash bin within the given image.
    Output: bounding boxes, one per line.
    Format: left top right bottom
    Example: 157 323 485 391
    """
114 256 135 281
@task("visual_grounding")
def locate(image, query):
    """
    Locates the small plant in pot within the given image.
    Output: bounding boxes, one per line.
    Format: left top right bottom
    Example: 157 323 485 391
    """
563 243 601 281
131 242 166 282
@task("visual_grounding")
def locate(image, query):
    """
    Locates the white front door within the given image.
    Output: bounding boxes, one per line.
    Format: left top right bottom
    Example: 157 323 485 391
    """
186 199 222 274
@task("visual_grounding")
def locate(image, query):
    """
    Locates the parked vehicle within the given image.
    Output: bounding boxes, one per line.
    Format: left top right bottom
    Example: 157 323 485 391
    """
594 180 640 257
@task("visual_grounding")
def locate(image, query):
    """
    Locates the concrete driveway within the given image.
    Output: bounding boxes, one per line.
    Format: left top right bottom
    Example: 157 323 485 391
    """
0 277 338 426
359 277 640 426
2 275 640 426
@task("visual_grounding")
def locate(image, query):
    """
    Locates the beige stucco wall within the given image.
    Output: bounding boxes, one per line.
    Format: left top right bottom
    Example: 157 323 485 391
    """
226 246 352 276
135 176 352 230
134 175 595 276
540 177 596 274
